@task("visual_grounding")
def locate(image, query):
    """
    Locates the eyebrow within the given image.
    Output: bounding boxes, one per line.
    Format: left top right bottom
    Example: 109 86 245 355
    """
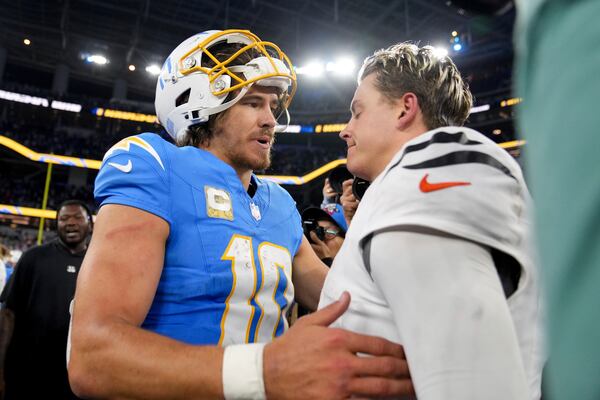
243 94 263 101
59 212 84 217
243 94 280 108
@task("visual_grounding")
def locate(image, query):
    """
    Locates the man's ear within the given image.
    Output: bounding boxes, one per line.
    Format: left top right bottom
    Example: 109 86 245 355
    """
396 92 419 129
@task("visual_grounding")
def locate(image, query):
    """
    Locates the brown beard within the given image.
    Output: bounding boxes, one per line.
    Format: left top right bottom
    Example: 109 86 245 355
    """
231 128 275 172
209 116 275 172
234 146 272 171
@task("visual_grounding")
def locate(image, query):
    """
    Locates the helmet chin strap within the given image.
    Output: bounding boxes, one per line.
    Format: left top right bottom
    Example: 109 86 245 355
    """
275 108 290 133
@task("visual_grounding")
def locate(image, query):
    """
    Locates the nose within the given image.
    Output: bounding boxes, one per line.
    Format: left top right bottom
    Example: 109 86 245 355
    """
259 106 277 129
339 126 351 141
65 217 78 226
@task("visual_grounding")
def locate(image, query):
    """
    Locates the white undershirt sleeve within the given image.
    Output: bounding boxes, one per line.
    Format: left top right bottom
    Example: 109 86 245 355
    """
367 229 530 400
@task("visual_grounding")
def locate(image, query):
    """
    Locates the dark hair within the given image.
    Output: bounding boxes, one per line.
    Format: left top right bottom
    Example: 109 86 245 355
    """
57 200 93 227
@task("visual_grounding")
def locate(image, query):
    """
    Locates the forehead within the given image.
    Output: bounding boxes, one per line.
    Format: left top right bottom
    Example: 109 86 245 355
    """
58 204 86 217
353 73 381 103
244 85 280 100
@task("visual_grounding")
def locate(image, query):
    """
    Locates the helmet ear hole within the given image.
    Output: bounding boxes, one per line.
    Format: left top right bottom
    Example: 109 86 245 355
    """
175 88 192 107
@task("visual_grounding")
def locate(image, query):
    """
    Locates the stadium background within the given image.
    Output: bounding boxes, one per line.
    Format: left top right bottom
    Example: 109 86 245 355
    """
0 0 520 255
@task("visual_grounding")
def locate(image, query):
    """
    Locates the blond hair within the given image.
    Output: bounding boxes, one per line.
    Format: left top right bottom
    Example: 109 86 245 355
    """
359 43 473 129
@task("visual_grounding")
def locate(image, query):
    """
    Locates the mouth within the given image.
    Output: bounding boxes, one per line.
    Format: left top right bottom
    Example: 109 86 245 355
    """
255 136 273 149
65 231 80 240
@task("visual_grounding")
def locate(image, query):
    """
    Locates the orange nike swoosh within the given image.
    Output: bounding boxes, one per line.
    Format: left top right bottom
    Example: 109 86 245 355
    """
419 173 471 193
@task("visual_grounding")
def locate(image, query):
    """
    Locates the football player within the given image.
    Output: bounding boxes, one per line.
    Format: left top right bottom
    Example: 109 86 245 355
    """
67 30 413 399
319 42 545 399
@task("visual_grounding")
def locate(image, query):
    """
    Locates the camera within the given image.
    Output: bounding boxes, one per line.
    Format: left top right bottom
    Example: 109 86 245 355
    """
328 165 370 201
302 219 326 243
352 177 370 201
328 165 353 196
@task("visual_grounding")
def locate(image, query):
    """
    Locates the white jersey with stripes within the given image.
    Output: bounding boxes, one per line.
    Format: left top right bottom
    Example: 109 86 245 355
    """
319 126 544 399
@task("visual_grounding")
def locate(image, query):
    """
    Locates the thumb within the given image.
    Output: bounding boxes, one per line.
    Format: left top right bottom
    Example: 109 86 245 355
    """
300 291 350 327
342 179 354 191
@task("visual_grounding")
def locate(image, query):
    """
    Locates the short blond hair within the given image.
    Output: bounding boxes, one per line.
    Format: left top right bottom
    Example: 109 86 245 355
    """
359 43 473 129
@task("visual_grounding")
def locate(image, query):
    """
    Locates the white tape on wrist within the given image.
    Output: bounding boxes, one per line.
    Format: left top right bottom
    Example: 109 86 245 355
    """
222 343 267 400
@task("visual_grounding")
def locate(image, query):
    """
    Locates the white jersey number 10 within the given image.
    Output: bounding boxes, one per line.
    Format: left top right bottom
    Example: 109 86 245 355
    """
218 234 294 345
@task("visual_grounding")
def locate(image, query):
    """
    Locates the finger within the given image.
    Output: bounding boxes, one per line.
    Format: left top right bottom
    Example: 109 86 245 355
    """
341 192 357 203
351 355 410 379
298 291 350 327
343 332 406 359
342 179 354 190
348 377 416 398
343 201 357 213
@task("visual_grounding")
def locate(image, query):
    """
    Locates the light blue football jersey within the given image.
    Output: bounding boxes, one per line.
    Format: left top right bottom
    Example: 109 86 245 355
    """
95 133 303 345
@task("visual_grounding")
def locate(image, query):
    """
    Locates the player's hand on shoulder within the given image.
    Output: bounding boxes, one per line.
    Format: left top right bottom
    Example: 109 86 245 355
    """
263 292 415 399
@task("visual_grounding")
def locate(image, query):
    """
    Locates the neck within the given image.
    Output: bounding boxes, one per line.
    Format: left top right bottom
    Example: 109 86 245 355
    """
371 123 430 181
58 237 87 254
201 146 254 192
236 169 253 191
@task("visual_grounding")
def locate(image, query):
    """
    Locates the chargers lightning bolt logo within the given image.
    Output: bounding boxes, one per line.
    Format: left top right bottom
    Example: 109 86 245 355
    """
102 136 165 170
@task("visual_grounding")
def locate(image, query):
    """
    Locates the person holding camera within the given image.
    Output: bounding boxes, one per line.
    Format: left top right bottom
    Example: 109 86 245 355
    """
321 165 369 228
301 204 348 266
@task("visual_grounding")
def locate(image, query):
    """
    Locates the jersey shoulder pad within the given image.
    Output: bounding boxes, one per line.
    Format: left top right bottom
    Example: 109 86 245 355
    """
361 127 530 259
394 127 521 175
94 133 172 224
101 133 168 171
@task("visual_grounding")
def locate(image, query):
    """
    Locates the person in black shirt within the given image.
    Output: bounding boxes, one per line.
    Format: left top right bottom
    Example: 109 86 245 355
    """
1 199 92 399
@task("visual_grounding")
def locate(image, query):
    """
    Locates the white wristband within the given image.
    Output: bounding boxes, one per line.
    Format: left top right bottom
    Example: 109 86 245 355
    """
222 343 267 400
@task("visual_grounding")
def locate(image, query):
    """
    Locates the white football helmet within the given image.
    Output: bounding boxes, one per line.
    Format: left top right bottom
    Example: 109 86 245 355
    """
155 29 297 141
